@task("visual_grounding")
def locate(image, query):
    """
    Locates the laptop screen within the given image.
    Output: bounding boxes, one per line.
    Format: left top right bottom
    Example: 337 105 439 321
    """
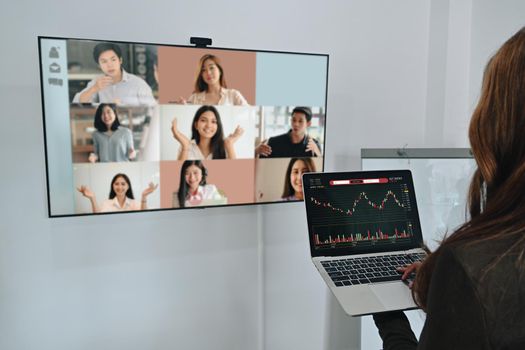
303 170 424 257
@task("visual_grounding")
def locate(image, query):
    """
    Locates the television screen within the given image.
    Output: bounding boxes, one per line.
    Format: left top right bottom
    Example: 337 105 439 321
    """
38 37 328 217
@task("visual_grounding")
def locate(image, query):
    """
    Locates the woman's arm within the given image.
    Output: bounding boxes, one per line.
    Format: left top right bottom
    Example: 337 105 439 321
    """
373 311 418 350
232 89 248 106
186 92 206 105
89 132 100 163
140 182 158 210
88 153 98 163
175 96 187 104
171 117 191 161
128 148 137 160
417 248 488 349
77 185 100 213
125 128 136 160
224 125 244 159
177 150 189 161
374 249 488 350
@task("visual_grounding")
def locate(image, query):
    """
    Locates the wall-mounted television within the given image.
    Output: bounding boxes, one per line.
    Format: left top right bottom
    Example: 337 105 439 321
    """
38 36 328 217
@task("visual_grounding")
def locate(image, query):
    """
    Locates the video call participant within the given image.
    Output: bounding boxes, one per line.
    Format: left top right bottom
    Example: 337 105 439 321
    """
88 103 135 163
177 54 248 106
171 105 244 160
77 173 157 212
173 160 225 208
281 158 316 201
256 107 322 158
73 42 156 106
372 26 525 349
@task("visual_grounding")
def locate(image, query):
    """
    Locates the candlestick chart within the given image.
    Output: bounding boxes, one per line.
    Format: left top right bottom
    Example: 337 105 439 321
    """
307 182 416 250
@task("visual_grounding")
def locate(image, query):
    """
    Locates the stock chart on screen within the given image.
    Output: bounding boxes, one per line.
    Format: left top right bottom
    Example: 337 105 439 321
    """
304 174 420 252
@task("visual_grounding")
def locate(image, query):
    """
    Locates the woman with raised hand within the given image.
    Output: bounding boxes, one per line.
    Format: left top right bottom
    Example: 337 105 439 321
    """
77 173 157 212
171 105 243 161
177 54 248 106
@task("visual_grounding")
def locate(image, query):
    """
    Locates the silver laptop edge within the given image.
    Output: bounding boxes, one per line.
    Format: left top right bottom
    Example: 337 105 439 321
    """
302 170 426 316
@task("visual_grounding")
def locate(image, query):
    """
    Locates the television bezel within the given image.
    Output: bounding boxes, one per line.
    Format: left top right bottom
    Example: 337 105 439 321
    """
38 35 329 218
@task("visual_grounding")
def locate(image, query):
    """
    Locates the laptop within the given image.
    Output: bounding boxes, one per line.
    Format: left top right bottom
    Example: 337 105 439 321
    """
302 169 427 316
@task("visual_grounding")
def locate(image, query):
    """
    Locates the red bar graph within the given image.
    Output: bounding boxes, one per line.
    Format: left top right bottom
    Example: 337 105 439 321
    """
314 228 411 246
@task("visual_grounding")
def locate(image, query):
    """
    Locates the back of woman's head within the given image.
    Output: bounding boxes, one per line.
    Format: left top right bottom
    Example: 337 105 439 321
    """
177 160 208 208
469 27 525 219
191 105 226 159
94 103 120 132
413 26 525 311
194 54 227 92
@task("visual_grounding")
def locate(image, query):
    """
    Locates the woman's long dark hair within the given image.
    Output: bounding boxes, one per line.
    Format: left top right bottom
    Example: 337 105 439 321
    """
191 105 226 159
281 158 316 199
194 54 227 93
108 173 134 199
178 160 207 208
94 103 120 132
413 27 525 311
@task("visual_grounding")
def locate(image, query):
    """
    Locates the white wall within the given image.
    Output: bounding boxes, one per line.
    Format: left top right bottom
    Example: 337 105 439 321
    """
1 1 524 350
468 0 525 120
263 2 432 348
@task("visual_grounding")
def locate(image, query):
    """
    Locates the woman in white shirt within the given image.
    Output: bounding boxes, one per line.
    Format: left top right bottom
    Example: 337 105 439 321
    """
177 54 248 106
171 105 243 160
77 173 157 213
173 160 225 208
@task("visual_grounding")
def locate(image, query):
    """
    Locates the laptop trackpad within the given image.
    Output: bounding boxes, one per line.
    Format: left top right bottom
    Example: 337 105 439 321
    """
370 282 415 310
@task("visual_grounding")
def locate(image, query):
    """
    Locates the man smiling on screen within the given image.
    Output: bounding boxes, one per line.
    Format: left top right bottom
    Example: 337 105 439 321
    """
256 106 322 158
73 42 156 106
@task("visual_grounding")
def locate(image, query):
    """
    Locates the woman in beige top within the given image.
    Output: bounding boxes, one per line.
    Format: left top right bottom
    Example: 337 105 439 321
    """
177 54 248 106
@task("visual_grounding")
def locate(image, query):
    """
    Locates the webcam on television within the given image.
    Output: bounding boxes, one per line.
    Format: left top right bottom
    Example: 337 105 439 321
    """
190 37 212 48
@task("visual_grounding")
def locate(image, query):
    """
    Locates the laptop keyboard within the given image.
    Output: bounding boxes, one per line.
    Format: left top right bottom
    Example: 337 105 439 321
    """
321 252 426 287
